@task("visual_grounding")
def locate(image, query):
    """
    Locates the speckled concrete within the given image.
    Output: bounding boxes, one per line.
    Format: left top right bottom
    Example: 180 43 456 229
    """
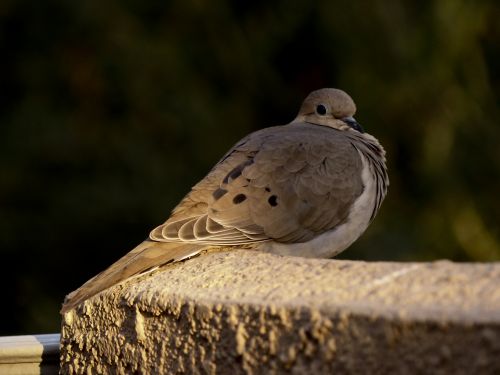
60 249 500 374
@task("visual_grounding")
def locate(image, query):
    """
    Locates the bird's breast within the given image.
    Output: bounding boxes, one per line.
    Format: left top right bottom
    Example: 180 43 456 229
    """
258 151 377 258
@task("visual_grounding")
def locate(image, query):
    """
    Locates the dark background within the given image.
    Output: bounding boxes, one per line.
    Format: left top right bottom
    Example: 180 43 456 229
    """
1 0 499 335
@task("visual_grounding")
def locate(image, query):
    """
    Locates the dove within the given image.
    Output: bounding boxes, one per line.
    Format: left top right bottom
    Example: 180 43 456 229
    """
61 88 388 313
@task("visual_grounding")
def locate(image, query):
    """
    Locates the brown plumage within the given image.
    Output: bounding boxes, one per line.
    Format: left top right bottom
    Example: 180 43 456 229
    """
61 88 388 313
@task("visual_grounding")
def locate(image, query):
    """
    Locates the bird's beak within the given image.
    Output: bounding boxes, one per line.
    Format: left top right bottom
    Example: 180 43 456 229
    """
342 116 364 133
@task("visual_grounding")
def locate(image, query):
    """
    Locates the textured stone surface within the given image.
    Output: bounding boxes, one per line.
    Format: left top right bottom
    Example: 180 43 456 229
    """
60 249 500 374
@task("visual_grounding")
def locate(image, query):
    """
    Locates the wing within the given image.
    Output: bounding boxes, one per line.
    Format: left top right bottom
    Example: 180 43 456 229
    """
150 123 364 245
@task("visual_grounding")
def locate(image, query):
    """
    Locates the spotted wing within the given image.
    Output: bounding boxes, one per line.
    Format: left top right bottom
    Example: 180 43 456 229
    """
150 123 364 245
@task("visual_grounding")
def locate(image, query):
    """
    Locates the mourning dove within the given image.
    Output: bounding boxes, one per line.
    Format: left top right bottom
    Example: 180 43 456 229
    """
61 88 388 313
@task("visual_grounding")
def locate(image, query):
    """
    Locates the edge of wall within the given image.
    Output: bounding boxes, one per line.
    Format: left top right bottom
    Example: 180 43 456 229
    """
0 334 60 375
60 249 500 374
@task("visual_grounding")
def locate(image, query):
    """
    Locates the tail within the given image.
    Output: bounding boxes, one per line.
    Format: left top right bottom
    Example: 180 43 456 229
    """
61 240 206 313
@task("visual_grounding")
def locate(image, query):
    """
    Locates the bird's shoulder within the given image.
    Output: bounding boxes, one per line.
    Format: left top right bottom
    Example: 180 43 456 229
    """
160 123 365 244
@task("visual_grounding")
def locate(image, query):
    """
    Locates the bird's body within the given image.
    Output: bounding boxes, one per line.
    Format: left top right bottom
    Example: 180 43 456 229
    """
61 88 388 313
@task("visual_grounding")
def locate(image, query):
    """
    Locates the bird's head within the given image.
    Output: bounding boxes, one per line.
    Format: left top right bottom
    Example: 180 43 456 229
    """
293 88 364 133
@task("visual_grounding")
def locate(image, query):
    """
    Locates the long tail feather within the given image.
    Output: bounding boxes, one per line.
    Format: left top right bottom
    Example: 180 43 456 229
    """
61 240 205 313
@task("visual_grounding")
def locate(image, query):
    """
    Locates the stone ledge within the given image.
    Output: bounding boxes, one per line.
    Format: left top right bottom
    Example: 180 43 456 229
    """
60 249 500 374
0 334 60 375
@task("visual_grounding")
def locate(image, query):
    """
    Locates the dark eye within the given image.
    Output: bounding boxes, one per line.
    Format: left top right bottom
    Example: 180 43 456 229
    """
316 104 327 116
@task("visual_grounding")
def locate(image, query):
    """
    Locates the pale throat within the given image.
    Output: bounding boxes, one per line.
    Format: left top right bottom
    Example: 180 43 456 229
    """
291 115 349 130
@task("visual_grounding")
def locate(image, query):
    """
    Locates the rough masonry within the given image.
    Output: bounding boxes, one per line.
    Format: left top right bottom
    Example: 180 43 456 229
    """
60 249 500 374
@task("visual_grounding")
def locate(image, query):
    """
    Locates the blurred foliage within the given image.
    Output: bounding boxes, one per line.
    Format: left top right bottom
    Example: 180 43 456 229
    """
0 0 499 335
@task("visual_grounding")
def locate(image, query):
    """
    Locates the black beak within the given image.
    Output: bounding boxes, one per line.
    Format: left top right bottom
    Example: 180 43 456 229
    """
342 117 364 133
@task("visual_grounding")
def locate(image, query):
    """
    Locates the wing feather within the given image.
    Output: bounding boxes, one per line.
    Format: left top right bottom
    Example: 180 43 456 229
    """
149 123 364 246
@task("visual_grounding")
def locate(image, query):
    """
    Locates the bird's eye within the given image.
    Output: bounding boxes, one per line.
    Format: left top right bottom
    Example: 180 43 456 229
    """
316 104 327 116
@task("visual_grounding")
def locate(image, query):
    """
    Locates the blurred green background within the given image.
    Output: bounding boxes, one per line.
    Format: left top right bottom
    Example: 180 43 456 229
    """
0 0 499 335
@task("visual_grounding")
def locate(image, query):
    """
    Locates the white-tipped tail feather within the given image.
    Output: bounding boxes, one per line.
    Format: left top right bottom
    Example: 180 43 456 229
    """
61 241 205 313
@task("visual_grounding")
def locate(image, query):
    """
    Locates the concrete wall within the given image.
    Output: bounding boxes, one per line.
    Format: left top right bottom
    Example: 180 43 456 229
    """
60 249 500 374
0 334 59 375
